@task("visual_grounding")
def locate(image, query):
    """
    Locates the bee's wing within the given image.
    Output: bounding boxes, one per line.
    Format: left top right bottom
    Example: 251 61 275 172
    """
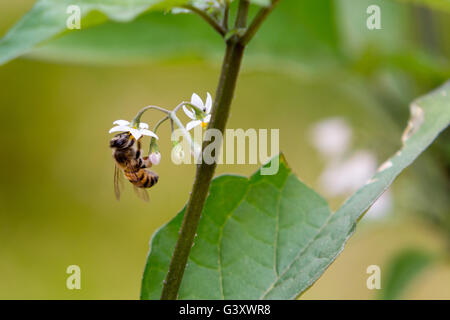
114 164 124 200
133 185 149 202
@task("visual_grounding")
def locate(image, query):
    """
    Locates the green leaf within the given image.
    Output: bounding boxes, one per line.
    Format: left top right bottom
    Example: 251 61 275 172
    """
141 81 450 300
142 154 334 299
1 0 340 69
0 0 188 65
380 249 435 300
28 10 223 65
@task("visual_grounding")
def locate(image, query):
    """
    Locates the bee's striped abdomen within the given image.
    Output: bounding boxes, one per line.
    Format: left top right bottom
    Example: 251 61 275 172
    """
124 169 158 189
144 170 159 188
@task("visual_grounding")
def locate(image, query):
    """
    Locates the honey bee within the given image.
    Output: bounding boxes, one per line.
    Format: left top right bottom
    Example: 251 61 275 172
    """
109 132 159 201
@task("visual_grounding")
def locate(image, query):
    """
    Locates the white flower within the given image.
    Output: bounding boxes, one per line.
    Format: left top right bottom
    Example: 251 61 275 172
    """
183 92 212 131
149 152 161 165
109 120 158 140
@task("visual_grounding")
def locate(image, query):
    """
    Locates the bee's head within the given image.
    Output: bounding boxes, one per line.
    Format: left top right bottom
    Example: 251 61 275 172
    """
109 132 134 149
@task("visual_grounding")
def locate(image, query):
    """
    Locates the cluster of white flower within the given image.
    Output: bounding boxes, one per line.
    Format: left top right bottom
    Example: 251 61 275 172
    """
108 92 213 165
309 117 393 220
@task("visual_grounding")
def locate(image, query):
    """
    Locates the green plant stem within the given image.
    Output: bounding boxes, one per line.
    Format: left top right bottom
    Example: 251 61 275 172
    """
170 111 201 157
153 115 169 133
138 101 205 155
182 4 227 36
132 105 170 125
160 0 251 300
222 1 229 30
148 116 169 153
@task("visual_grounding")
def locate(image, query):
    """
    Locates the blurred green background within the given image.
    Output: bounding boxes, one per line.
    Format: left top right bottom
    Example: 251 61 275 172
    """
0 0 449 299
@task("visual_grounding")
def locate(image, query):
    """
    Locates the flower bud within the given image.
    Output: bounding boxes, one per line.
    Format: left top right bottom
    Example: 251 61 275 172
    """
149 152 161 165
172 143 186 164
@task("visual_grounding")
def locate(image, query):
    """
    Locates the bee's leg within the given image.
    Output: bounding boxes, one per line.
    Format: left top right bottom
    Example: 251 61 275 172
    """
141 156 152 168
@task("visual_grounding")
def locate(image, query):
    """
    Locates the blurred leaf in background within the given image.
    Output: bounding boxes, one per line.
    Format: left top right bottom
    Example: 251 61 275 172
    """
380 248 435 300
0 0 194 65
13 0 343 71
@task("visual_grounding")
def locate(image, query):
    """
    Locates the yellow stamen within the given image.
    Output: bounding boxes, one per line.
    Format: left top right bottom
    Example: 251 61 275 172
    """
201 122 207 128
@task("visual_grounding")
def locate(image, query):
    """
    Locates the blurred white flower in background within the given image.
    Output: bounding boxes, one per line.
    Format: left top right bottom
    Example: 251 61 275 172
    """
368 191 392 218
309 117 392 220
309 118 352 158
319 151 377 196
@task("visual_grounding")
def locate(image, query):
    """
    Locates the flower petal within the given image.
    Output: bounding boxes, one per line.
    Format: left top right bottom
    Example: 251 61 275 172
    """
109 125 131 133
186 120 201 131
138 122 149 129
205 92 212 113
141 129 159 139
113 120 130 126
129 128 142 140
203 114 211 123
191 93 204 109
183 105 196 120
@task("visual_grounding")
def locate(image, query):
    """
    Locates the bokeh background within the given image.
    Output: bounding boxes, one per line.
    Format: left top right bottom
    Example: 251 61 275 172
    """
0 0 449 299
